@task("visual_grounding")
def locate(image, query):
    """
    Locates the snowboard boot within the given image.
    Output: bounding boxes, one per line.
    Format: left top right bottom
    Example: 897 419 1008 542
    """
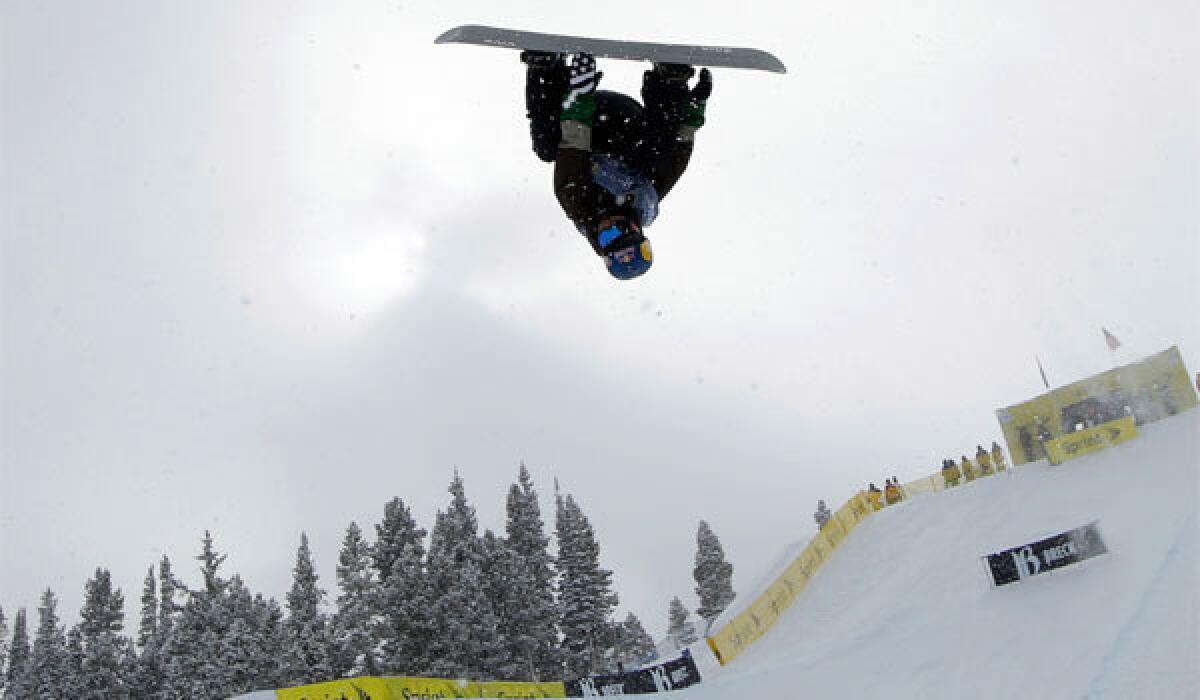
522 51 568 163
642 63 694 130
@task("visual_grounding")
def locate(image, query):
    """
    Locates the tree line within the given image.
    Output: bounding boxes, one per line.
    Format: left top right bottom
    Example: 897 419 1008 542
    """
0 465 735 699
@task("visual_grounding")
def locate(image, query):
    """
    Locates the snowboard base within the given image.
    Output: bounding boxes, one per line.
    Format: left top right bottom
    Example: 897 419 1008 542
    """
435 25 786 74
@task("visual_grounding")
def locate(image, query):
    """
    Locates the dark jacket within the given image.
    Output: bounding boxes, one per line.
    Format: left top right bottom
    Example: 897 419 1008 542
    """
554 91 694 251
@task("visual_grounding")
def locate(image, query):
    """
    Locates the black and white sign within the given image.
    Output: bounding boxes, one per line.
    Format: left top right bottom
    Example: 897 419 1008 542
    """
984 521 1108 586
565 651 702 697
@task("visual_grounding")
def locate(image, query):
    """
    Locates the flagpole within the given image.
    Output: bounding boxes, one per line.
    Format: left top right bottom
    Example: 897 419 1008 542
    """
1102 328 1122 368
1035 356 1050 391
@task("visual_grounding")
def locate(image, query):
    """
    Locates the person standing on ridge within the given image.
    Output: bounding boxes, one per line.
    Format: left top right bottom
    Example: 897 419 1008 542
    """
522 51 712 279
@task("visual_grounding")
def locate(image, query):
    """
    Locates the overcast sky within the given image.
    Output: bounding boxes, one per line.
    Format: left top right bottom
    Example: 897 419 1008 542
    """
2 0 1196 641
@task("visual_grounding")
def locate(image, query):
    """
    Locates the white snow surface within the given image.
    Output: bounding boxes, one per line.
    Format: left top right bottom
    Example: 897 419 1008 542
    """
681 412 1198 699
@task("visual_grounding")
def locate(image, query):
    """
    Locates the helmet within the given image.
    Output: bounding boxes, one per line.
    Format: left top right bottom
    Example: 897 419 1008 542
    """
596 217 653 280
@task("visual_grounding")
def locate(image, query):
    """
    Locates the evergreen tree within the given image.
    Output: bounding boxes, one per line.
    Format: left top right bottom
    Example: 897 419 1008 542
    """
378 540 434 675
504 464 561 680
664 597 698 651
197 530 228 596
372 495 435 675
158 554 182 639
4 608 30 699
330 521 380 677
693 520 736 628
373 497 426 585
0 605 7 697
614 612 656 668
64 626 86 698
556 491 619 678
25 589 70 698
79 568 131 698
137 567 158 650
161 532 237 698
425 472 502 680
480 530 522 679
281 532 332 686
221 577 285 694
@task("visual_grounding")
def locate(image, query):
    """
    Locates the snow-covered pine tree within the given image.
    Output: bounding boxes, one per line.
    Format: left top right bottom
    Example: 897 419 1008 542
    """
330 521 379 677
24 589 70 698
161 532 238 698
128 563 166 698
372 496 434 675
614 612 656 668
221 576 284 694
78 567 131 698
118 640 139 700
555 491 619 679
378 541 434 676
157 554 182 640
426 472 502 680
137 567 157 651
504 464 561 680
4 608 30 700
281 532 333 686
479 530 522 679
372 497 426 585
665 597 698 651
64 625 86 698
693 520 736 629
0 605 7 697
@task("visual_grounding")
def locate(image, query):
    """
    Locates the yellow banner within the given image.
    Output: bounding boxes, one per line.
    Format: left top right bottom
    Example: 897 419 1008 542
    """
706 492 872 665
475 681 566 698
1044 416 1137 465
277 676 392 700
276 677 566 699
997 346 1195 466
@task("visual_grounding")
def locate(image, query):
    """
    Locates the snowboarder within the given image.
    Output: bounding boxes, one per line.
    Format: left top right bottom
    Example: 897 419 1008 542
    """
522 51 712 279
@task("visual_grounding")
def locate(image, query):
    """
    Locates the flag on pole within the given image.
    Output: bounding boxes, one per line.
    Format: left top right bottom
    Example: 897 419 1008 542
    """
1036 356 1050 390
1102 327 1122 351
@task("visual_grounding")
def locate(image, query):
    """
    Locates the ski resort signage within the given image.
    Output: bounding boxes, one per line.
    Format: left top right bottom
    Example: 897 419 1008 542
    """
983 522 1108 587
565 652 702 697
1044 416 1137 466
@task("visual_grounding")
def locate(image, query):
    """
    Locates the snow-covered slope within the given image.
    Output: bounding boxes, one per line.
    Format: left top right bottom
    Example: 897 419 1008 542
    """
683 412 1198 699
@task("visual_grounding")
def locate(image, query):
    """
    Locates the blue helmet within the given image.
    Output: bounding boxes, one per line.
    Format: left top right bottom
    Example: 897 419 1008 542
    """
597 217 653 280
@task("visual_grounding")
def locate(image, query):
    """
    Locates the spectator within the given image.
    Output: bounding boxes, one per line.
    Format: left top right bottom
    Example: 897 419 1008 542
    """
866 483 883 511
1018 426 1035 463
884 478 903 505
961 454 977 482
1035 418 1053 445
976 445 994 476
991 441 1008 472
941 458 963 488
814 499 832 530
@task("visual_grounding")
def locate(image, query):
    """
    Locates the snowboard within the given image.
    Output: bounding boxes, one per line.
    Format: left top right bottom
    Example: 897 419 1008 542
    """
435 25 786 74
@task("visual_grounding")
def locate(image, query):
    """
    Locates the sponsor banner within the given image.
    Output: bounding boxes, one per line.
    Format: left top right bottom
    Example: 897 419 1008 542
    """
983 521 1108 587
997 345 1195 466
564 653 701 697
707 492 872 665
275 677 566 699
276 676 392 700
1044 416 1137 465
476 681 567 698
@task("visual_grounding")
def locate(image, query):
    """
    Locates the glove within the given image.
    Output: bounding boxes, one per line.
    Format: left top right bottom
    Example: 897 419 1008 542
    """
560 53 601 126
681 68 713 129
